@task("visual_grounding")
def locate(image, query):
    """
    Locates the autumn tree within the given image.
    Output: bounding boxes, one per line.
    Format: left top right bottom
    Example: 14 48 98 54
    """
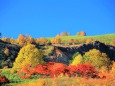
4 47 9 56
51 38 55 44
110 40 115 46
13 44 45 70
68 39 74 45
1 37 10 43
10 38 16 44
78 39 86 44
17 34 26 46
61 32 70 36
61 40 66 44
36 37 46 45
26 35 34 44
86 38 93 43
71 54 83 65
76 31 86 36
83 49 111 70
55 34 60 39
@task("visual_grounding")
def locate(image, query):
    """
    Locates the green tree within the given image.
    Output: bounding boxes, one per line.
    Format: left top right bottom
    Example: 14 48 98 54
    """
13 44 45 70
83 49 111 70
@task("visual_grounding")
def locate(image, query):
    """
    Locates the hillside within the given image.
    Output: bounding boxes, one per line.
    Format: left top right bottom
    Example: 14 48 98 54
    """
0 34 115 85
48 34 115 43
0 34 115 68
0 39 20 68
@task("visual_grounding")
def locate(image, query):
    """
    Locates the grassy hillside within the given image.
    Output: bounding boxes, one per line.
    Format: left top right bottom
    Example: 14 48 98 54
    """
48 34 115 43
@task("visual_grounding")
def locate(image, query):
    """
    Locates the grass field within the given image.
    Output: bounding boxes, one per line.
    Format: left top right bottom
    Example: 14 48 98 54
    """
48 34 115 43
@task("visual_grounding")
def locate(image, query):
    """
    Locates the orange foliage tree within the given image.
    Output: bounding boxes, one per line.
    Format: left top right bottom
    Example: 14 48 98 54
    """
86 38 93 43
68 39 74 44
17 34 26 46
61 32 70 36
76 31 86 36
4 47 9 56
110 40 115 46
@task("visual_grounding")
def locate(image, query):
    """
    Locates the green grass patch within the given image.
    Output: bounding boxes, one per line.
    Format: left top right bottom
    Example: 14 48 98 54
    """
0 69 41 86
47 34 115 43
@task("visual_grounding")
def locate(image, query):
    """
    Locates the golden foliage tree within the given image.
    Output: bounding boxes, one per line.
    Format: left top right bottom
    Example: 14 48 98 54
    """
13 44 45 70
71 54 83 65
26 35 34 44
17 34 26 46
36 37 46 45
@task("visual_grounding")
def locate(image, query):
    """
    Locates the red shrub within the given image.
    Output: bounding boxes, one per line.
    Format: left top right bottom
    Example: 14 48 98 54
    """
67 63 98 77
17 62 98 79
0 76 9 84
46 62 67 77
34 65 49 75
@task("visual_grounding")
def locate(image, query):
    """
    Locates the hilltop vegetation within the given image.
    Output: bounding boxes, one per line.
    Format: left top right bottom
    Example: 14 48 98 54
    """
0 32 115 85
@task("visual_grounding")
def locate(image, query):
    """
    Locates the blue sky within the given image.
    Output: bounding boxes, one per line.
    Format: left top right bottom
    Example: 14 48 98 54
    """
0 0 115 38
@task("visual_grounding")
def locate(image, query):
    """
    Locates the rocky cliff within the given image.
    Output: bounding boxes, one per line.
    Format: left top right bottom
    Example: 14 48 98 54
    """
44 41 115 65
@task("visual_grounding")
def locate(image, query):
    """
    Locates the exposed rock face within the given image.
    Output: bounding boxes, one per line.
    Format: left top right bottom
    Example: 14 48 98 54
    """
0 40 21 68
44 47 69 65
44 41 115 65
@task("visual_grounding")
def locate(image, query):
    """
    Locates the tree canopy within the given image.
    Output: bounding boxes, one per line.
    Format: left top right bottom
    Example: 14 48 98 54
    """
13 44 45 70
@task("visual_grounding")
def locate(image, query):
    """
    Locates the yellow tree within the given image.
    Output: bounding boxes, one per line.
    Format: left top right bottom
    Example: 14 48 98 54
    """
13 44 45 70
17 34 26 46
71 54 83 65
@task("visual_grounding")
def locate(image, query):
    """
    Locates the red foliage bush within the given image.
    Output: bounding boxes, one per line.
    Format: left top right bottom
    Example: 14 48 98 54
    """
34 65 49 75
46 62 67 77
18 62 98 79
0 76 9 84
68 63 98 77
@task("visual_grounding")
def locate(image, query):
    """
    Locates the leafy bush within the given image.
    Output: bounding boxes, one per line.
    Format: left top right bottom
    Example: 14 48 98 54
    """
68 63 97 78
46 62 67 78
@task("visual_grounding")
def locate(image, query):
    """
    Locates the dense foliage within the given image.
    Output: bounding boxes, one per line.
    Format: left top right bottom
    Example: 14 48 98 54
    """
13 44 45 70
83 49 111 70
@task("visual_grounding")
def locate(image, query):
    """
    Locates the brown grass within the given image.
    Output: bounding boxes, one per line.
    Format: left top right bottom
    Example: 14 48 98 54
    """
18 74 115 86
